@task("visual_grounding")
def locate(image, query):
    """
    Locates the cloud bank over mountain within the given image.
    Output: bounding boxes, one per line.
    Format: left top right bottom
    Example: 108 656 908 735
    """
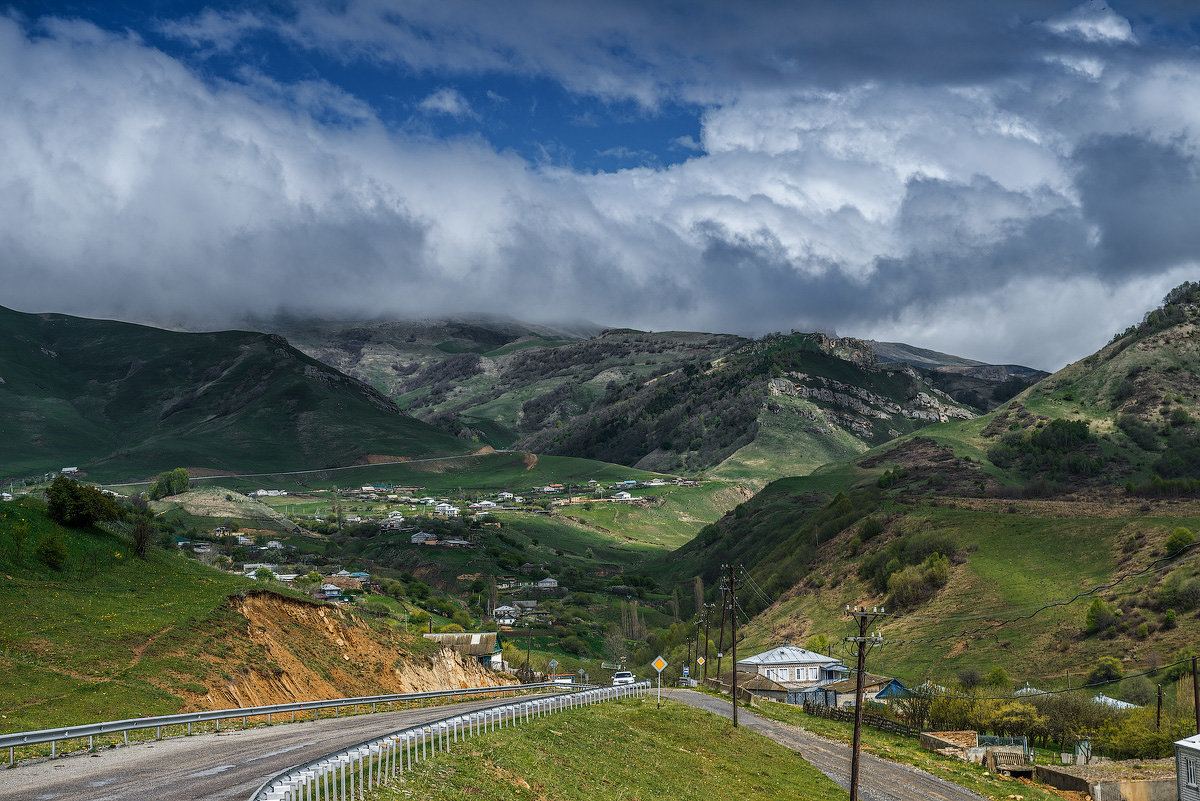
3 3 1200 369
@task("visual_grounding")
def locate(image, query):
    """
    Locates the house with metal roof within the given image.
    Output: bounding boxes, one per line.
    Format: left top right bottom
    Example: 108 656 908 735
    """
736 644 845 685
798 673 907 708
423 632 503 669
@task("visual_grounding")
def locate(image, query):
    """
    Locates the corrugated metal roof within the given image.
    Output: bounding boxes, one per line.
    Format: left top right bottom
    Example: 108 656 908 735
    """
736 644 839 666
423 632 500 655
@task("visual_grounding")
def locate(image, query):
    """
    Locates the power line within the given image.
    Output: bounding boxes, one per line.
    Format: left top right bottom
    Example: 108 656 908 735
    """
869 540 1200 646
902 654 1199 701
879 541 1200 627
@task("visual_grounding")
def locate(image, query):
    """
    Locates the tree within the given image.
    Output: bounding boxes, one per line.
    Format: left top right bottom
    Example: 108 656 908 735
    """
894 683 935 730
1085 598 1117 634
149 468 191 500
131 518 156 559
46 477 121 528
254 567 275 581
986 666 1011 689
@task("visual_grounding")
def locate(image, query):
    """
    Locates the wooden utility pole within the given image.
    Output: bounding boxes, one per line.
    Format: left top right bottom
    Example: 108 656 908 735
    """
716 587 728 678
703 603 713 683
1157 684 1163 731
1193 656 1199 735
845 606 886 801
729 564 739 728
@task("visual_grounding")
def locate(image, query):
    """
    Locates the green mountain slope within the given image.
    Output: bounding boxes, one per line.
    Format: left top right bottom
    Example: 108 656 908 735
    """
517 332 980 476
668 283 1200 689
0 306 471 482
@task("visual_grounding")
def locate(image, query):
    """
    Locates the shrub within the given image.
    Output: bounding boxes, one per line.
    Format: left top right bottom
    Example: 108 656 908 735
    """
858 517 885 541
1087 656 1124 685
1085 598 1117 634
559 635 590 657
1165 526 1194 556
35 531 69 570
1164 609 1177 629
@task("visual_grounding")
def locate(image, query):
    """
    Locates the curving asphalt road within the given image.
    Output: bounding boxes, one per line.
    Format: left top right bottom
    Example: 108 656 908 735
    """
664 689 988 801
1 694 556 801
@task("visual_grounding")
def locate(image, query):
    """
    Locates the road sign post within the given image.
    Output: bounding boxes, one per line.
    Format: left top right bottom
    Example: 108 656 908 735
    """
652 655 667 708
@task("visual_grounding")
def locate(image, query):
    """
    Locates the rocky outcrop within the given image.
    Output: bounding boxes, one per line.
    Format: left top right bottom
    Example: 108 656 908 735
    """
767 372 975 435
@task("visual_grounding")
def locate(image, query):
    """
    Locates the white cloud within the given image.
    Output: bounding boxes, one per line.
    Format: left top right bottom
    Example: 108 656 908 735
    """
417 87 477 119
7 10 1200 370
1045 4 1136 44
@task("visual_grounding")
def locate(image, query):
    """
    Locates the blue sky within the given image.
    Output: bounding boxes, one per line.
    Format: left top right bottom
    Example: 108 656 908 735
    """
5 1 1200 368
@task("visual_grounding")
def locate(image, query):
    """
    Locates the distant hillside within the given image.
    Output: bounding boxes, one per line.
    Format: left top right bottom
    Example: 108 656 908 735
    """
869 340 1047 412
519 332 980 476
0 306 471 482
271 319 1010 482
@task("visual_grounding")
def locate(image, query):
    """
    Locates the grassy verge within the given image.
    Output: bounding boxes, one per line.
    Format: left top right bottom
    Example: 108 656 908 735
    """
368 696 847 801
749 698 1065 801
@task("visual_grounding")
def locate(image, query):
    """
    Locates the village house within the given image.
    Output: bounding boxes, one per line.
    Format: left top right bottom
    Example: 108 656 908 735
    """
613 491 633 501
423 632 504 670
493 605 520 626
800 672 907 708
736 644 847 686
1 492 12 502
380 518 405 532
411 531 436 545
434 502 460 517
319 583 342 599
61 467 78 474
537 577 559 590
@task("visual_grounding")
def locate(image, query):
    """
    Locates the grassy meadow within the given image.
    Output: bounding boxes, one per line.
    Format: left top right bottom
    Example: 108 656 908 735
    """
367 696 846 801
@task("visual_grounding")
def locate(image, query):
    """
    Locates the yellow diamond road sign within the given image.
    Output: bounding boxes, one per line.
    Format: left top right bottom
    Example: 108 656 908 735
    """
652 655 667 672
696 656 705 665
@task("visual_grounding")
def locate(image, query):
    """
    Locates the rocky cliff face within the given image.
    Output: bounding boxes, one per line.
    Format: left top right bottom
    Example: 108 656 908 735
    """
178 592 512 711
767 371 975 438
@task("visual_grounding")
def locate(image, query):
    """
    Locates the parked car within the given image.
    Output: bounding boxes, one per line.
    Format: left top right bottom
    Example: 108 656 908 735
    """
612 670 635 686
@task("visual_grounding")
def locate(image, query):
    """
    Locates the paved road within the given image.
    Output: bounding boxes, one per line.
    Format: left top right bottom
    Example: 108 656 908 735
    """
2 695 552 801
665 690 988 801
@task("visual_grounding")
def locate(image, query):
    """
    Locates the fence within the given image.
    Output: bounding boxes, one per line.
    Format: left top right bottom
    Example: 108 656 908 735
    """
249 681 651 800
0 682 577 766
802 701 921 738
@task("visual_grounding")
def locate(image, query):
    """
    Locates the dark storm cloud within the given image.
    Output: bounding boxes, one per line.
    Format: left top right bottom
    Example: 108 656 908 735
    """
4 5 1200 369
1075 135 1200 275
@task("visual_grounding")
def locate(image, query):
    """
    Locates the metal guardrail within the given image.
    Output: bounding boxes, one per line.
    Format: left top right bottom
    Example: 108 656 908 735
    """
250 681 651 800
0 682 575 765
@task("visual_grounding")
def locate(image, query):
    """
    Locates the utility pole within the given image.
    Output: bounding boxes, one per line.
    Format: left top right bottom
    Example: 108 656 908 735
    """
1193 656 1199 735
703 602 714 683
525 622 533 680
716 585 728 678
1157 684 1163 731
845 605 886 801
728 564 739 728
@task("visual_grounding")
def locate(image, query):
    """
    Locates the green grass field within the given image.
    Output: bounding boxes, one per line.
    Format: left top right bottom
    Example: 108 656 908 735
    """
367 696 847 801
0 498 256 732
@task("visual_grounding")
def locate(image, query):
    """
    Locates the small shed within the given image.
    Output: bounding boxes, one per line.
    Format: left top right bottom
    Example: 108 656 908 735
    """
423 632 503 669
1178 732 1200 801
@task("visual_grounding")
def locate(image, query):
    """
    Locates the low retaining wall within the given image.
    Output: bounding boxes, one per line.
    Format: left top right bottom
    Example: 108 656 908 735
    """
1035 766 1176 801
